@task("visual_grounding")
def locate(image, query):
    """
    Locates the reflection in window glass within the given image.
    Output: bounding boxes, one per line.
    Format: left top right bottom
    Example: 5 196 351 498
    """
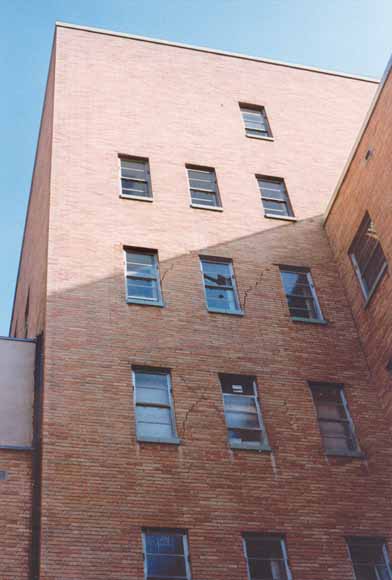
143 530 191 580
187 167 221 207
120 158 152 198
200 258 241 313
280 267 323 321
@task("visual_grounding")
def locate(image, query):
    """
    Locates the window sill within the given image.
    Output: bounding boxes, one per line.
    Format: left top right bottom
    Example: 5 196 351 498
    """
291 317 328 325
207 308 244 316
190 203 223 212
326 450 366 460
137 436 181 445
230 442 272 452
265 213 297 222
246 134 274 142
126 299 164 308
364 263 388 308
119 194 153 202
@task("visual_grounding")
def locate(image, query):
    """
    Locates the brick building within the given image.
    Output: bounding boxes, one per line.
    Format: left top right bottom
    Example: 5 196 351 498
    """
5 21 392 580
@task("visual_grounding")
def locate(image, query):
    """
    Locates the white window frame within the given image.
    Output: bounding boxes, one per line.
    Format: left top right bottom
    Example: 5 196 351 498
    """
347 537 392 580
280 267 324 322
186 165 222 209
240 104 273 139
243 535 292 580
119 156 153 201
142 529 192 580
124 249 163 306
199 257 242 315
132 368 179 444
309 382 361 457
219 374 270 450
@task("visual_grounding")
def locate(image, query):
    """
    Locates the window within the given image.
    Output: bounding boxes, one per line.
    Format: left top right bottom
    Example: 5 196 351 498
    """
142 530 191 580
349 213 387 301
120 157 152 199
347 537 392 580
243 535 292 580
240 105 272 139
200 257 241 314
310 382 359 456
133 368 179 443
257 177 294 218
124 249 163 305
187 166 221 208
280 267 324 322
220 374 269 450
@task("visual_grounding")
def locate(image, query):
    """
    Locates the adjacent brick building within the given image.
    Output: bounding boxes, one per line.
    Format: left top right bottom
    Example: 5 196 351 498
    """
6 21 392 580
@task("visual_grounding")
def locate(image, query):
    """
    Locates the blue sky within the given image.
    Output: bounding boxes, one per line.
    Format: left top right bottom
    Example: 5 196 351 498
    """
1 0 391 335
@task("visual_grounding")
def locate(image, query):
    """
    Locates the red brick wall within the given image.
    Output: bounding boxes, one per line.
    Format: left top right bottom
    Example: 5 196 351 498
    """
15 23 392 580
326 67 392 423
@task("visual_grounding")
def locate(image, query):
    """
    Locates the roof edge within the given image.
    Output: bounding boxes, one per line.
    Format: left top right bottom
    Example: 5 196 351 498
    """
324 54 392 223
55 21 379 84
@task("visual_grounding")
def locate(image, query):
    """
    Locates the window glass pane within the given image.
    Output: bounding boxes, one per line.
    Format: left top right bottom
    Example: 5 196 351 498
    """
228 428 262 444
126 252 156 276
137 421 173 439
363 243 386 291
224 394 257 413
191 191 218 206
287 296 317 319
205 286 237 311
121 179 149 196
146 533 184 555
258 180 287 201
220 375 255 396
202 261 232 286
248 558 287 580
136 406 172 425
127 278 158 301
146 555 187 578
281 271 309 294
134 372 168 389
246 127 269 137
348 539 392 580
121 163 147 180
225 411 260 429
187 169 215 184
319 421 353 453
136 387 169 405
262 199 288 215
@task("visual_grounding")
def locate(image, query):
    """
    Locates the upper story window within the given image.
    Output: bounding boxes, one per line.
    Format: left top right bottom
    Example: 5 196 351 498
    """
219 374 269 450
310 382 360 456
142 529 191 580
349 213 387 301
240 104 273 139
133 368 179 444
347 537 392 580
280 266 324 323
257 176 294 219
187 166 221 209
243 535 292 580
120 157 152 200
200 257 242 314
124 248 163 306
